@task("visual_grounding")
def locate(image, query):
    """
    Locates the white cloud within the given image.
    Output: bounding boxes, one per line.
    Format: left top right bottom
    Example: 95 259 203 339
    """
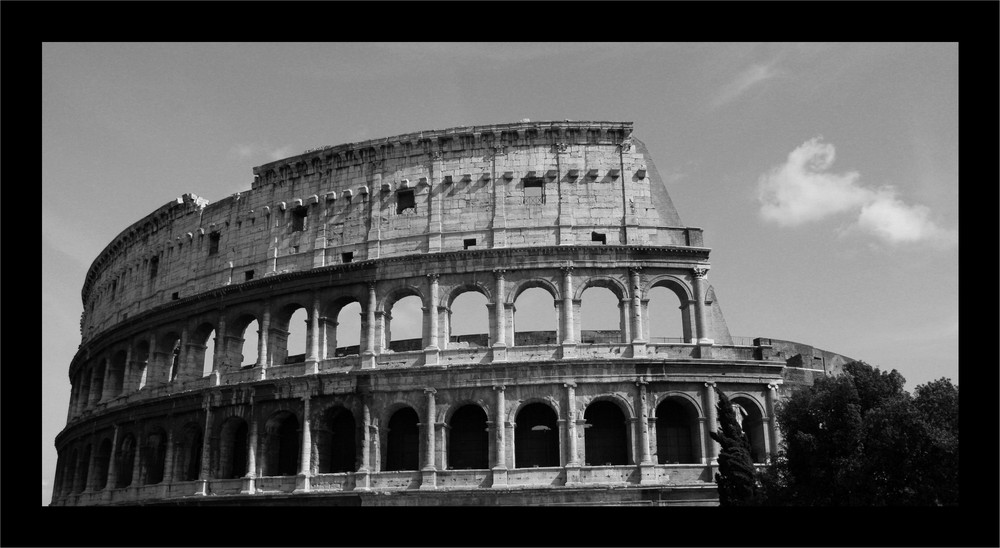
229 143 297 162
758 138 956 246
711 61 783 108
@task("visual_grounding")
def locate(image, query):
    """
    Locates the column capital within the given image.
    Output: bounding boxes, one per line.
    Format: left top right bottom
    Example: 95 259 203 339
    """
704 381 716 389
767 383 780 391
563 381 577 389
629 266 643 275
635 377 648 387
492 384 506 391
492 268 506 279
692 266 710 279
554 142 570 154
367 281 377 291
560 265 574 274
426 273 440 281
431 150 444 161
424 387 437 395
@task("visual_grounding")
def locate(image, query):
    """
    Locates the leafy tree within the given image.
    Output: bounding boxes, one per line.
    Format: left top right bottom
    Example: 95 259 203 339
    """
758 361 958 505
710 388 758 506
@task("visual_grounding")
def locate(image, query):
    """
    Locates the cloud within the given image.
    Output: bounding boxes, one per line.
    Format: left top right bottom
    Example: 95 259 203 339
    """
228 143 297 162
757 137 956 246
711 61 783 108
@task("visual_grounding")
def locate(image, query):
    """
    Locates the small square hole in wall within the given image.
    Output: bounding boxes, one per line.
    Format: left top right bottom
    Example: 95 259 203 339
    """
245 270 254 281
172 292 179 300
591 232 606 244
396 189 415 214
342 252 353 263
464 238 477 250
291 245 299 254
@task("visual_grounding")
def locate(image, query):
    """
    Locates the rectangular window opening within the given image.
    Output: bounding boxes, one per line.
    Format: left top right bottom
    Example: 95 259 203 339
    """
149 257 159 280
463 238 477 250
396 190 415 214
342 252 353 263
523 178 544 204
172 292 179 301
591 232 607 245
208 232 221 255
291 207 308 232
291 245 299 254
245 270 255 282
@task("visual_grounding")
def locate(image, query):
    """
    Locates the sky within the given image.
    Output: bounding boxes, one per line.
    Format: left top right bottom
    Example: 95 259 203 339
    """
41 42 958 506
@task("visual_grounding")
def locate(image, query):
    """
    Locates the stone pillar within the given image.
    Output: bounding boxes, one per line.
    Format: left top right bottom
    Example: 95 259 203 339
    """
306 293 321 375
196 398 213 495
104 425 120 499
241 398 258 495
766 383 781 460
84 438 99 492
420 388 437 489
178 326 190 380
257 301 270 378
295 394 312 492
703 382 718 463
636 379 652 465
630 268 646 357
356 394 372 491
428 150 444 252
564 381 580 483
211 313 225 386
424 274 440 365
100 358 114 401
692 267 713 345
492 385 508 487
363 282 377 368
492 269 507 362
147 333 157 385
560 266 576 358
130 431 143 488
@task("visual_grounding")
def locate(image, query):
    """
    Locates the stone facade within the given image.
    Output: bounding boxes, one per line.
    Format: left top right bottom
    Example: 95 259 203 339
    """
53 121 852 506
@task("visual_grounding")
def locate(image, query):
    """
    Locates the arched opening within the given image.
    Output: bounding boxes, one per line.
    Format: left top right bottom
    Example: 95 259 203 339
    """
91 362 106 403
583 400 629 466
161 333 181 382
647 285 688 343
655 398 700 464
108 351 127 397
731 397 767 464
282 306 309 364
240 319 260 367
116 434 137 488
217 417 249 479
317 406 356 473
514 403 559 468
262 412 300 477
384 407 420 471
386 294 423 352
94 438 113 490
513 286 558 346
448 290 489 348
189 323 217 378
332 300 362 357
142 429 168 485
174 423 203 482
580 286 624 343
77 445 92 493
134 341 150 390
447 405 489 470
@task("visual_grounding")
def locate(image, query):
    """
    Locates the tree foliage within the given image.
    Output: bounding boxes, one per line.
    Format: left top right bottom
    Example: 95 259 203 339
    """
759 361 958 505
710 388 758 506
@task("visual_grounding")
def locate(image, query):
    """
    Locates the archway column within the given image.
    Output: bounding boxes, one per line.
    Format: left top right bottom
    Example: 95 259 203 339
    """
692 268 714 357
491 385 508 487
629 268 646 357
196 396 213 496
103 426 120 501
362 282 377 368
256 301 270 379
240 396 258 495
424 274 440 365
211 314 225 385
492 269 507 362
560 266 576 358
563 381 581 484
294 393 312 492
703 382 719 463
306 293 320 374
766 383 781 460
420 388 437 489
357 393 373 490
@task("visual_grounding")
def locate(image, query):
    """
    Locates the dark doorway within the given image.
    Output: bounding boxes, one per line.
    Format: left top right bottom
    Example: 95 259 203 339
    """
515 403 560 468
448 405 489 470
94 439 112 490
385 407 420 471
263 413 300 476
656 399 698 464
326 408 357 473
583 401 629 466
116 435 136 488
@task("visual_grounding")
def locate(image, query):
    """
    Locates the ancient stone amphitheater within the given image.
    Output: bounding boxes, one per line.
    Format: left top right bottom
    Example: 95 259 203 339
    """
52 121 851 506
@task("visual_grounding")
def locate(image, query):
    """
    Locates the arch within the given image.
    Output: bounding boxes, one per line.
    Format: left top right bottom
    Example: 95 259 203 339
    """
134 340 150 390
512 284 559 346
645 274 693 303
270 301 309 365
142 428 168 485
447 288 490 348
384 406 420 472
316 405 357 473
93 438 113 490
655 397 700 464
646 275 694 343
574 275 629 302
579 283 626 344
729 394 767 464
262 411 300 476
327 296 363 357
378 284 426 314
160 331 182 382
384 290 424 352
234 316 260 367
508 277 560 305
514 402 560 468
173 422 203 482
583 400 630 466
190 322 217 378
652 391 704 418
447 404 489 470
115 433 137 488
108 350 127 398
217 416 249 479
442 281 493 309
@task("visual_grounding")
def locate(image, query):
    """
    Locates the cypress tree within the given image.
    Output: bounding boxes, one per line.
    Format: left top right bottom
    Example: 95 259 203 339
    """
711 388 758 506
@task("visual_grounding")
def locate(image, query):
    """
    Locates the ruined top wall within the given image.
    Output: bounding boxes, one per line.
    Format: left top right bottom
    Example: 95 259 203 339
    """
79 121 705 343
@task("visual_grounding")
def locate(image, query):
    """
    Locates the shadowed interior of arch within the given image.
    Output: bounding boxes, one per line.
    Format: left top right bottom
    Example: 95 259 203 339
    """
513 287 557 345
387 295 423 351
647 286 686 343
448 291 489 347
580 286 623 343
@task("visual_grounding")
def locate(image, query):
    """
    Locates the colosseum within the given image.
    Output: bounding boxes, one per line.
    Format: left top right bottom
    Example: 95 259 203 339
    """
51 120 852 506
